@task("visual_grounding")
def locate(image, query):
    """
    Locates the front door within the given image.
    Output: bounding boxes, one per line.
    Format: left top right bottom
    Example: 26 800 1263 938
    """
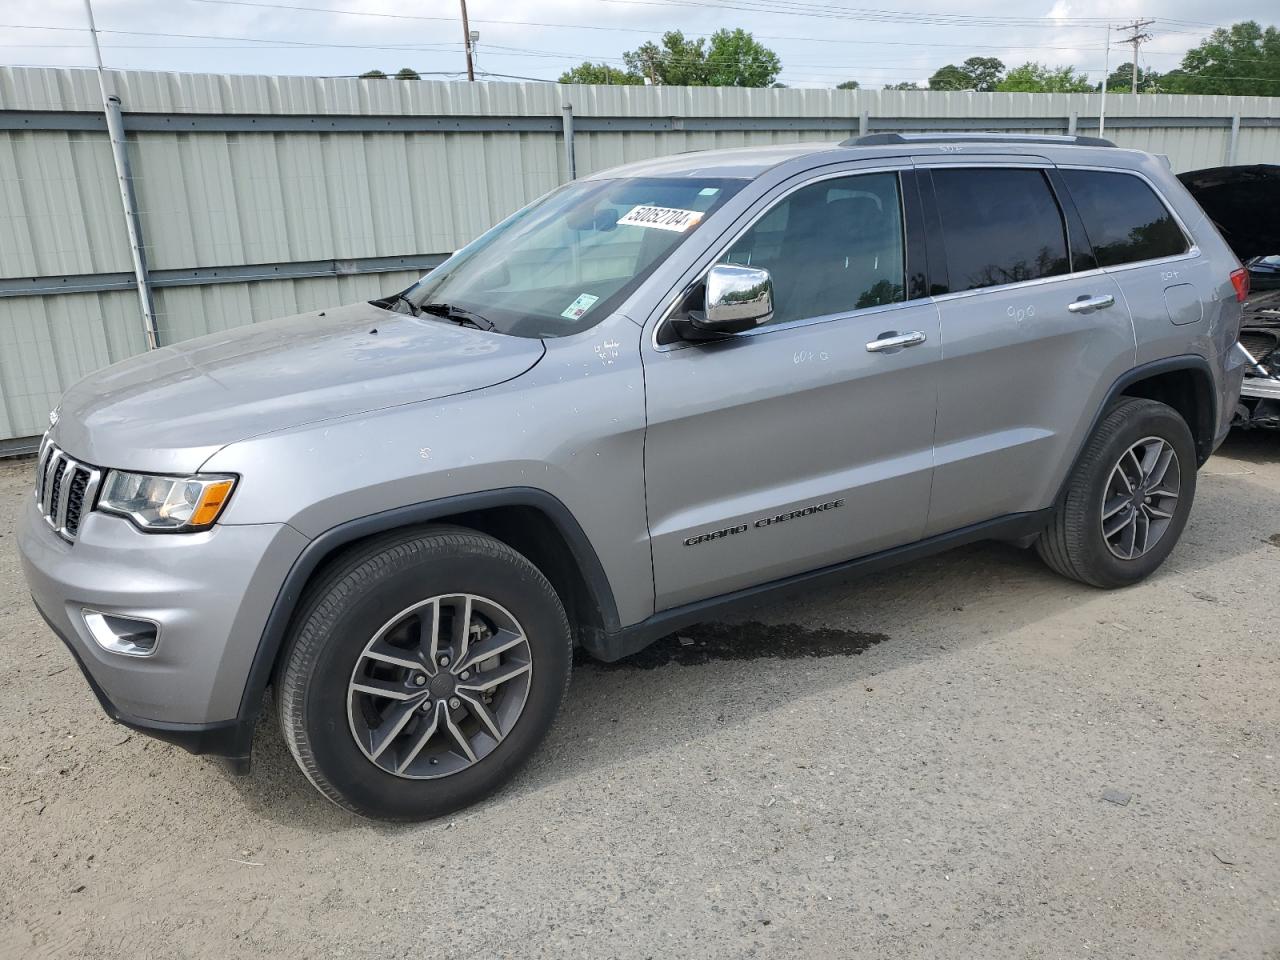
642 168 942 611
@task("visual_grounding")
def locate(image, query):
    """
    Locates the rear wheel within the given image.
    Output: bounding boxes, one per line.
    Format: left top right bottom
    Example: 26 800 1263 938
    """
1037 397 1197 588
277 527 572 820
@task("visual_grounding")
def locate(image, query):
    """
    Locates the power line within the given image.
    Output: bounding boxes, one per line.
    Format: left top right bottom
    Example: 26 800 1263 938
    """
8 1 1260 89
1115 18 1155 93
182 0 1212 36
0 19 1118 70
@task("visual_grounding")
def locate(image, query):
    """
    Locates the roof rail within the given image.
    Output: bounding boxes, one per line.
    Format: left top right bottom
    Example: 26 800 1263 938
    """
841 132 1116 148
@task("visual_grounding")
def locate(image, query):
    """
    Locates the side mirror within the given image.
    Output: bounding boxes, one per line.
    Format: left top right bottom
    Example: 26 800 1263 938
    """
672 264 774 341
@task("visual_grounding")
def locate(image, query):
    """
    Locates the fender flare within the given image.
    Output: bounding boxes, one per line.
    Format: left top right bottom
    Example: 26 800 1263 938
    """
231 487 620 743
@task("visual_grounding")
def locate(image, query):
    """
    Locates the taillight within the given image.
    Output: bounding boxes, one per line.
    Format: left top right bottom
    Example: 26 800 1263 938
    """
1230 267 1250 303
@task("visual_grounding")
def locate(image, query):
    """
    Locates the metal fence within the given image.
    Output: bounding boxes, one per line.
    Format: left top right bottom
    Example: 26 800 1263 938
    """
2 65 1279 451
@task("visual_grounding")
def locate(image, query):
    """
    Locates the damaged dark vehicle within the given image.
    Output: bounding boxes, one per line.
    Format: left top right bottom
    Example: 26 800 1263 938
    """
1180 164 1280 429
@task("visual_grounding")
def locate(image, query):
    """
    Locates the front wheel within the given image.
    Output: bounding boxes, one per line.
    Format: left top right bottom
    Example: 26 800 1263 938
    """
277 527 572 821
1037 397 1197 588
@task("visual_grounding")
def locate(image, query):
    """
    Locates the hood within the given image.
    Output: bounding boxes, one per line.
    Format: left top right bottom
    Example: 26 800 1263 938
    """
1177 164 1280 263
53 301 545 473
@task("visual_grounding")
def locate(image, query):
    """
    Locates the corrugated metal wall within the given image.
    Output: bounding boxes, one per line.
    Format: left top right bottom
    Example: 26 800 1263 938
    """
2 66 1278 447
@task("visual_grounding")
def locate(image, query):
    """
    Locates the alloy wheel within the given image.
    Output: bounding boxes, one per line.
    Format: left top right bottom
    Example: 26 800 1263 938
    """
1100 436 1181 561
346 594 533 779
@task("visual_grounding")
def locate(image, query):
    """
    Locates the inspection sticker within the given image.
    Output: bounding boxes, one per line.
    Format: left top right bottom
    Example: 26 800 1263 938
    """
617 205 703 232
561 292 600 320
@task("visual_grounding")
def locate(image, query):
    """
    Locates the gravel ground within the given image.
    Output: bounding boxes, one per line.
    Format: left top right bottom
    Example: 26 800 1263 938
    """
1 435 1278 959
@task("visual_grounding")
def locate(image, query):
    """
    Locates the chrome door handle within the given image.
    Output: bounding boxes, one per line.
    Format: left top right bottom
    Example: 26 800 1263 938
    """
1067 294 1116 314
865 331 927 353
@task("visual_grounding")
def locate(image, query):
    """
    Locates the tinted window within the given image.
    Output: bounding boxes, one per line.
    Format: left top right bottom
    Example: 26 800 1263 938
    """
720 172 905 325
1060 169 1188 267
931 168 1070 292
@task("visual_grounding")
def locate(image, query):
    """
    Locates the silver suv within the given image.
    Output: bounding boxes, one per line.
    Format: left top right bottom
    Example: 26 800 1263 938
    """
18 134 1247 820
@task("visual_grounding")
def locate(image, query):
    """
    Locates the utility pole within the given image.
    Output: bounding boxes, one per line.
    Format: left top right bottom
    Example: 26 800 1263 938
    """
1117 18 1154 94
459 0 475 81
82 0 160 350
1098 23 1110 137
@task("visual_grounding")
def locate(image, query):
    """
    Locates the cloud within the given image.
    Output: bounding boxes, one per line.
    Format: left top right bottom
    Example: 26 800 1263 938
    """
2 0 1270 87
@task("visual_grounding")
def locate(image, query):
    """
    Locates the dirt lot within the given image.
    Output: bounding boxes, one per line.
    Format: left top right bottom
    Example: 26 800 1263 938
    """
1 435 1278 959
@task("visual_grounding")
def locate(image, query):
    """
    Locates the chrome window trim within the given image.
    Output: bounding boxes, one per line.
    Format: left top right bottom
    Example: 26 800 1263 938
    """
649 160 1205 353
928 266 1113 306
1053 164 1200 272
650 163 915 353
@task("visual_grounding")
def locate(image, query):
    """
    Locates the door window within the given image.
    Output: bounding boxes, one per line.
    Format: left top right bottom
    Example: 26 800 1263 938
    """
719 172 906 326
931 168 1070 292
1059 169 1189 267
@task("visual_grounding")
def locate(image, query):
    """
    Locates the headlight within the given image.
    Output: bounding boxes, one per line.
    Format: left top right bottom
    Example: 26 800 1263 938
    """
97 471 237 532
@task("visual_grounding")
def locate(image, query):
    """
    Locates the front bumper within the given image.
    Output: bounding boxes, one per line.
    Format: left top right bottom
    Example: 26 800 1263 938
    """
18 494 308 767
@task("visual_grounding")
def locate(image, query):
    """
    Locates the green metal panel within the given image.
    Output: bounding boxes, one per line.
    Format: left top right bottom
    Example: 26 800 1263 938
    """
2 64 1280 444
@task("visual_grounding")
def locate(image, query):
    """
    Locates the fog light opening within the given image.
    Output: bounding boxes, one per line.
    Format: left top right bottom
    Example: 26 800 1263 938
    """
82 610 159 657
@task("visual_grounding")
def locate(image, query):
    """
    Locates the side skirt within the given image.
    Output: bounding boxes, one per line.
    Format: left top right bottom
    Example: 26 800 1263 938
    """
582 508 1053 663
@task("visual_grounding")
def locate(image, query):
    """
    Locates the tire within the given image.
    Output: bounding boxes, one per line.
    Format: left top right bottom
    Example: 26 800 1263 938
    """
277 526 572 821
1037 397 1197 589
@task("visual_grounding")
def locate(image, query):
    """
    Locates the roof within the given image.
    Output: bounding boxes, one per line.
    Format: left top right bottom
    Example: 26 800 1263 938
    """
584 134 1138 181
583 143 843 180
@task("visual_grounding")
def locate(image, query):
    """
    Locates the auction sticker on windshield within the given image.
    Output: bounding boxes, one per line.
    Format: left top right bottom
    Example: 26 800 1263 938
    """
561 293 600 320
617 205 704 232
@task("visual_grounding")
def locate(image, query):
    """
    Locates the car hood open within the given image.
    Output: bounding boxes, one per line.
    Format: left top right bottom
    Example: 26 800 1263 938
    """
52 301 545 474
1178 164 1280 263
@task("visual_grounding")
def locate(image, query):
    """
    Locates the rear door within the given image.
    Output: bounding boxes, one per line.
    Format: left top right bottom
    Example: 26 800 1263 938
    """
642 165 942 611
918 161 1135 536
1057 166 1204 368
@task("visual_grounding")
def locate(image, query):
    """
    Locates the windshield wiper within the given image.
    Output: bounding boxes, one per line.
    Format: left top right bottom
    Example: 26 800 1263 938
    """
372 291 420 315
420 302 496 331
383 291 420 316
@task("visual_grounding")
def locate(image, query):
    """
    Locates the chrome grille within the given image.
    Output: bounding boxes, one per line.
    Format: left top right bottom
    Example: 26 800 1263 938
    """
34 441 102 541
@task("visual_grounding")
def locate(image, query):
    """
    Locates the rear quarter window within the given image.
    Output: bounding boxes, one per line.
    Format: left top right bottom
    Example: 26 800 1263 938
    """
1060 169 1189 267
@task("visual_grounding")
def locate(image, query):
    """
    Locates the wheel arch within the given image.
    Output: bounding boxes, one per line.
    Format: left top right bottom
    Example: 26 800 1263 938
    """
1114 357 1217 465
233 488 620 734
1048 355 1216 519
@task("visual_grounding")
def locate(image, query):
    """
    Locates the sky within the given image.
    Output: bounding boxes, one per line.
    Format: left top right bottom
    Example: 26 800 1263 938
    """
3 0 1276 89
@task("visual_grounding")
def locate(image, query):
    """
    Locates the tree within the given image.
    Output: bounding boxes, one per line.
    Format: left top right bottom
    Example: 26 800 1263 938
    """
995 62 1091 93
836 80 860 90
559 62 642 85
621 29 781 86
962 57 1006 92
1097 62 1161 93
1163 21 1280 95
885 81 922 90
395 67 420 80
624 31 709 85
1153 68 1191 92
359 69 387 79
928 64 973 90
928 57 1005 91
706 28 781 87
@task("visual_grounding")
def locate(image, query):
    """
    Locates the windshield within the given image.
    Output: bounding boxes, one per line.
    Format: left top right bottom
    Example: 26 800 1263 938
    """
402 176 745 338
